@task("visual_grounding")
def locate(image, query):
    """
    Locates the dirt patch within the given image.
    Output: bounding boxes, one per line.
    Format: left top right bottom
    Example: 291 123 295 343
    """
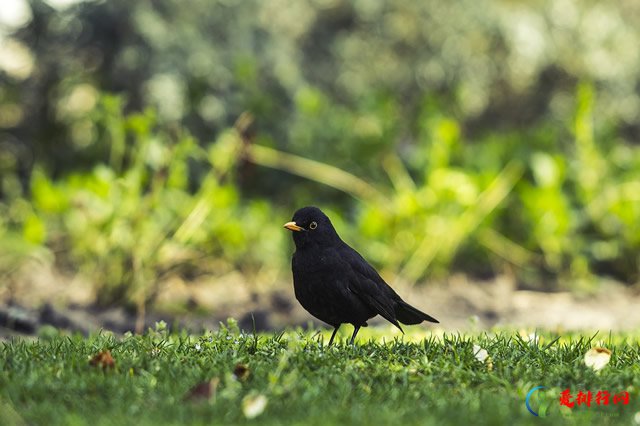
2 262 640 338
398 275 640 331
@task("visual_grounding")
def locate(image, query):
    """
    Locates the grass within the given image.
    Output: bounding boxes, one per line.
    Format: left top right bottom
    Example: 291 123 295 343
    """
1 322 639 425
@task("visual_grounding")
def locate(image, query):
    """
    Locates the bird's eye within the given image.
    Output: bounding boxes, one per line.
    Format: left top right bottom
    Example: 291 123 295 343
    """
309 221 317 230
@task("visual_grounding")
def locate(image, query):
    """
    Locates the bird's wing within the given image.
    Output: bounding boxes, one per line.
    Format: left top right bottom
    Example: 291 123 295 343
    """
337 245 404 332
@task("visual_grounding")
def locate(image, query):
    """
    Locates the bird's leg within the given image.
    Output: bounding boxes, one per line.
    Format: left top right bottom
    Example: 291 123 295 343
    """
349 325 361 345
328 325 340 346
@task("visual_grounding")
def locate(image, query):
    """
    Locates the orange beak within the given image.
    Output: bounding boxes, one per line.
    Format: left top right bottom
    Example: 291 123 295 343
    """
283 221 305 232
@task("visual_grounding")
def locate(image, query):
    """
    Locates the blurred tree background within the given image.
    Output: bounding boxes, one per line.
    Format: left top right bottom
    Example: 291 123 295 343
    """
1 0 639 311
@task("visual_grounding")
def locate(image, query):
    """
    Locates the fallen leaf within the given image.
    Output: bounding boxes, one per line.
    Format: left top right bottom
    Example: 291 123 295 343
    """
242 393 268 419
584 347 611 371
233 363 250 381
185 378 220 402
89 350 115 370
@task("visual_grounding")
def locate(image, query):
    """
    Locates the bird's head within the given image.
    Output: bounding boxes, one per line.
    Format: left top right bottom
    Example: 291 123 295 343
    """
283 206 341 249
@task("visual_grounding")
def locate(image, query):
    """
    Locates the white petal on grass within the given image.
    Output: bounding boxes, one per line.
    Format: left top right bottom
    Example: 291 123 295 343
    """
473 344 489 362
242 394 268 419
633 411 640 425
584 347 611 371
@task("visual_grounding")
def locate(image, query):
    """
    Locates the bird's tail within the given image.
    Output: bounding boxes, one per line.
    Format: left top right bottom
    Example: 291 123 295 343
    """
395 301 439 325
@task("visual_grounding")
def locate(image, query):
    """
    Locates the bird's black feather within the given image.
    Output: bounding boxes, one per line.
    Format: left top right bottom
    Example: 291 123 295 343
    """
285 206 438 345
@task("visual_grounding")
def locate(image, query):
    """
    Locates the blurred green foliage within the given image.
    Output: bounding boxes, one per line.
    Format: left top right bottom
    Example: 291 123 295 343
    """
1 0 639 306
11 97 289 307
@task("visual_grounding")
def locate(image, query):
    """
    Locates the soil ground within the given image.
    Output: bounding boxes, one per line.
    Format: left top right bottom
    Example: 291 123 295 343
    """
2 261 639 339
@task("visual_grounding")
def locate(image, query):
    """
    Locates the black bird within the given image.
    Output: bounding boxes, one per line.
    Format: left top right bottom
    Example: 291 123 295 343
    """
284 206 438 345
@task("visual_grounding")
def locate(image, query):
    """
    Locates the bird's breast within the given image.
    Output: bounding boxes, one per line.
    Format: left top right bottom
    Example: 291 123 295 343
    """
291 248 374 326
292 250 331 273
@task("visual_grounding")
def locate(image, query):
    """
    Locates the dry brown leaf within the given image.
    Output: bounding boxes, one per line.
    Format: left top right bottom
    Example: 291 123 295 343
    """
185 378 220 402
233 363 250 381
89 350 115 370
